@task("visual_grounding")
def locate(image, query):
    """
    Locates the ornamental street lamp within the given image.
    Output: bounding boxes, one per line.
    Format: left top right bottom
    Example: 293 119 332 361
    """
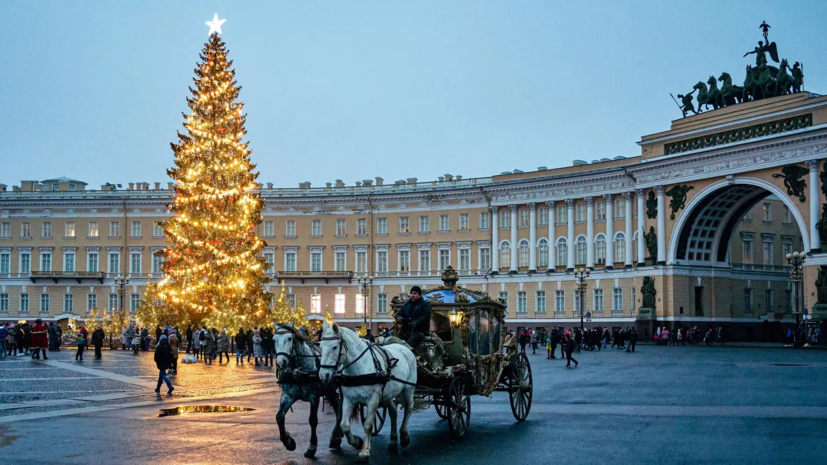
114 275 130 313
574 267 590 330
358 275 374 328
786 251 805 326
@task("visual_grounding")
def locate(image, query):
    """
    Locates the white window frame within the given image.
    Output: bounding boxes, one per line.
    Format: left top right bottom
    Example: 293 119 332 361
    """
311 294 321 314
130 221 142 238
334 294 346 314
311 219 322 237
263 220 275 238
65 222 76 238
459 213 469 231
536 290 546 313
286 220 296 237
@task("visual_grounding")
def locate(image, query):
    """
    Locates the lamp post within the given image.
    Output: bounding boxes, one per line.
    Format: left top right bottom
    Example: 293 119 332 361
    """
786 251 804 326
574 267 590 330
358 275 373 329
114 275 130 313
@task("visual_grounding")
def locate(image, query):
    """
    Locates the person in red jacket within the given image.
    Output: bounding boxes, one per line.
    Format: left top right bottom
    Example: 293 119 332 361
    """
31 319 49 360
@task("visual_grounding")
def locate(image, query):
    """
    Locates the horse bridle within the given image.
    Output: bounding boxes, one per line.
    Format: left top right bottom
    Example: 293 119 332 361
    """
318 334 350 372
274 326 319 374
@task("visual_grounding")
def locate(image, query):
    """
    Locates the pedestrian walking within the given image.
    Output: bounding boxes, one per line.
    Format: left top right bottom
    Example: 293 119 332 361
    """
154 335 175 396
630 328 638 352
252 329 263 366
168 330 179 374
565 333 578 368
0 323 8 359
235 327 246 364
132 329 141 355
203 329 216 364
76 330 87 361
30 319 49 360
217 329 230 363
186 325 193 354
91 326 105 360
7 323 19 356
518 330 528 353
126 324 135 352
121 326 129 350
246 327 254 363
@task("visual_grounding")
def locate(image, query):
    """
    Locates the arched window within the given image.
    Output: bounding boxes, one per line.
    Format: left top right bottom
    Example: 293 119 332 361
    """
576 236 587 266
499 240 511 270
556 238 568 268
537 238 549 268
595 234 607 265
518 240 530 268
614 232 626 264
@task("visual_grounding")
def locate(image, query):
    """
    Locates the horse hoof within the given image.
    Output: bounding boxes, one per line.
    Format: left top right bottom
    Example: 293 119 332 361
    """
388 443 399 454
304 448 317 458
352 436 365 450
357 452 371 463
284 437 296 451
328 437 342 449
400 433 410 448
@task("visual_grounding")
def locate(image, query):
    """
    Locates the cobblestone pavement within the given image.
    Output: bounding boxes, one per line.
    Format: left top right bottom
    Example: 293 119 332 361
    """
2 345 827 464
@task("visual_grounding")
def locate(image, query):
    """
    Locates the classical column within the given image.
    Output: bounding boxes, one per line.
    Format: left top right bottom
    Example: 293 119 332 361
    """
528 203 537 273
636 189 645 265
490 206 499 273
510 204 518 273
656 186 666 265
586 196 595 269
624 192 633 268
808 160 821 252
566 199 575 270
604 194 614 270
547 201 556 272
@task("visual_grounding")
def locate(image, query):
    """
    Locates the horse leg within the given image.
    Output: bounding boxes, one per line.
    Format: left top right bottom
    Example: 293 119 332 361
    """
399 386 415 448
387 398 400 454
327 389 344 449
276 388 298 451
340 395 364 452
304 393 319 458
358 393 381 462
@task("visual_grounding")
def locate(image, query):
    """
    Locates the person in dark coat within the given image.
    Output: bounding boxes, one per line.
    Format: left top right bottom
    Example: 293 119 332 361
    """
235 328 247 364
565 333 578 368
47 323 57 351
22 323 32 355
246 328 254 362
518 330 528 353
186 325 193 354
141 327 149 350
30 319 49 360
91 326 106 360
154 335 174 395
394 286 432 350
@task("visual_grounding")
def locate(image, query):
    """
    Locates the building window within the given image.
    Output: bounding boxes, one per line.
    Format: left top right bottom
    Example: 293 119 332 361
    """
518 209 529 227
765 289 774 313
554 290 565 313
784 289 792 313
51 182 59 191
0 293 8 313
499 210 510 229
263 250 275 272
42 222 52 238
0 252 9 274
377 218 387 235
65 222 76 238
574 290 582 316
336 219 346 236
41 251 52 272
131 221 142 238
499 241 511 269
20 293 29 313
311 219 322 237
20 252 31 274
614 198 626 218
152 253 163 274
376 250 388 273
356 250 367 273
499 292 509 311
399 250 411 272
595 202 606 221
742 236 753 266
538 207 548 226
286 294 296 309
40 293 50 314
438 249 450 271
0 222 10 238
263 221 274 238
459 248 470 271
355 294 365 314
334 294 346 314
130 251 141 274
357 218 367 236
479 212 490 230
480 247 491 271
576 204 585 222
64 293 73 313
763 203 772 222
595 235 607 265
556 205 567 224
614 233 625 263
613 288 623 312
310 251 322 272
311 294 321 314
744 288 754 314
517 291 527 313
782 237 794 263
153 222 164 238
285 251 297 272
334 250 346 271
377 294 387 314
399 217 410 234
576 237 587 265
556 238 568 268
21 222 31 238
439 215 449 232
110 221 120 238
459 214 469 231
69 183 76 191
593 288 604 313
518 240 530 268
631 287 636 315
286 220 296 237
784 206 793 223
536 291 546 313
763 236 774 267
64 251 75 272
128 293 138 313
419 216 430 233
87 293 97 312
419 249 430 272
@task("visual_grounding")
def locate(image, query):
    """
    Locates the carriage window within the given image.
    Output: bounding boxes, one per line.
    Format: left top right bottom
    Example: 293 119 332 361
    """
468 313 477 355
479 311 491 355
493 318 501 353
430 312 453 343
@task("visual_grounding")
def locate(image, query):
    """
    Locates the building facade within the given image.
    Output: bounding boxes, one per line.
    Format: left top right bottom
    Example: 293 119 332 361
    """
1 93 826 340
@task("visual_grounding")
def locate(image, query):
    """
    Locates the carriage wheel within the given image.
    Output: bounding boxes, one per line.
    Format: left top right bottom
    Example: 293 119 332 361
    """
508 352 533 422
359 404 387 436
446 377 471 438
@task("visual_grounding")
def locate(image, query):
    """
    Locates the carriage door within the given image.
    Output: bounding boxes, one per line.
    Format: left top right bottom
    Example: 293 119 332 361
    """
479 311 491 356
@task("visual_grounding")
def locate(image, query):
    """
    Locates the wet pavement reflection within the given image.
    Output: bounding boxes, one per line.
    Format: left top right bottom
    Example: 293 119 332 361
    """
158 405 256 417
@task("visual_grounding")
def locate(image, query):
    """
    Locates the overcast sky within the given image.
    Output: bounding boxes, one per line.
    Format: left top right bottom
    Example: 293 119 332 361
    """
3 1 826 189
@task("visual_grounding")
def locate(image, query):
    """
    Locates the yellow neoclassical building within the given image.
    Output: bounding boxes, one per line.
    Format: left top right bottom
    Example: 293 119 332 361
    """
0 93 825 340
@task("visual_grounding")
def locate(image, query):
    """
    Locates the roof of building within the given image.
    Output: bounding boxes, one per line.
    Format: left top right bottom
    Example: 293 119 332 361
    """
40 177 87 184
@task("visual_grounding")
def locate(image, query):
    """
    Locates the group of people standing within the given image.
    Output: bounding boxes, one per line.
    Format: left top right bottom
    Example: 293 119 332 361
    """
187 325 276 366
653 326 724 346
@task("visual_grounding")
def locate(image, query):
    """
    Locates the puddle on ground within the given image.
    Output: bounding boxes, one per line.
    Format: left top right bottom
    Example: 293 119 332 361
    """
158 405 256 417
773 363 807 367
0 426 19 448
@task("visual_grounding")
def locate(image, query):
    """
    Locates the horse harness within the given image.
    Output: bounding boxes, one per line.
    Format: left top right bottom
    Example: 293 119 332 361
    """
274 327 322 385
319 334 417 387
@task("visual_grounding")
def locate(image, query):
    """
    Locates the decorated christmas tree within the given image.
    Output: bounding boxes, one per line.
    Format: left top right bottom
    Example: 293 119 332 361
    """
139 30 271 330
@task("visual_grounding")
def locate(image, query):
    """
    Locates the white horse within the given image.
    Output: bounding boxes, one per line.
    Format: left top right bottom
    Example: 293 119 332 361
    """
318 322 417 462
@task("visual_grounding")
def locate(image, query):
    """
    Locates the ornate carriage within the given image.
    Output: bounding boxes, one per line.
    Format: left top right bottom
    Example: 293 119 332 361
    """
380 266 533 438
